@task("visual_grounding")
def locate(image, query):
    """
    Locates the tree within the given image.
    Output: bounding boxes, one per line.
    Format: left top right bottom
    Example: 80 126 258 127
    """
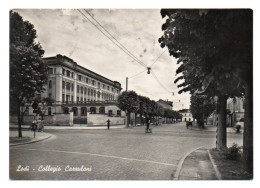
190 95 215 128
137 95 151 125
10 11 48 137
159 9 252 174
117 91 139 127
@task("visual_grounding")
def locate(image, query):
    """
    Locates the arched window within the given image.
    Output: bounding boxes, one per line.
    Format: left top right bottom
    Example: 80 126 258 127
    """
97 91 100 98
63 107 69 114
49 80 52 88
94 90 96 97
99 106 105 114
72 107 78 116
91 89 93 96
81 107 87 116
90 107 96 114
88 88 90 95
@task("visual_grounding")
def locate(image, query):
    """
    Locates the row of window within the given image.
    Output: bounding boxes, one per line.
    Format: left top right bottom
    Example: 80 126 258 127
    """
48 67 120 93
60 81 115 99
62 93 115 102
61 68 119 93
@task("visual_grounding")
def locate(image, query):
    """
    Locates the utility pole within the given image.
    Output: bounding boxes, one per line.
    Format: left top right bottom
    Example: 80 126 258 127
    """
126 77 128 91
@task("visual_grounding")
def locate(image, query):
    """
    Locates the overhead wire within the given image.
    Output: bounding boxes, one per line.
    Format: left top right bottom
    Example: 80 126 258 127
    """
149 50 167 67
151 70 172 93
77 9 147 68
77 9 173 95
84 9 147 68
128 68 147 79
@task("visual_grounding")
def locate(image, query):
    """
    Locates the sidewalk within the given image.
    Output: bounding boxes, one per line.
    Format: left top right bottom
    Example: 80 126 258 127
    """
175 147 219 180
190 125 243 134
9 130 52 146
9 124 126 130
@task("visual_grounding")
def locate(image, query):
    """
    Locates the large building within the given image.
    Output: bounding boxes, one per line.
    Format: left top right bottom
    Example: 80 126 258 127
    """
42 54 121 104
24 54 124 126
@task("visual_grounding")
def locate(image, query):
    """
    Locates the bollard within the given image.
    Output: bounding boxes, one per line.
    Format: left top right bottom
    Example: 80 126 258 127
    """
107 119 110 130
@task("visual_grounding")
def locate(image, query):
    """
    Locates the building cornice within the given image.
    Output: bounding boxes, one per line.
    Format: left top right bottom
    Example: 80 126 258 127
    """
44 55 122 90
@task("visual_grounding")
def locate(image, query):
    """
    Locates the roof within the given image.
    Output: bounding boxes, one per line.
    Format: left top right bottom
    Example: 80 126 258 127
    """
178 109 190 113
44 55 122 89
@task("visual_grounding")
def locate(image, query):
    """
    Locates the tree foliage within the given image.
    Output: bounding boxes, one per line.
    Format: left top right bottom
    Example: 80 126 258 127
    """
10 11 48 137
117 91 139 113
159 9 251 97
190 95 215 127
159 9 252 174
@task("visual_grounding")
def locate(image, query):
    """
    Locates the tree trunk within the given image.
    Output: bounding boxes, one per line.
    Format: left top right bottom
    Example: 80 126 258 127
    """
17 104 22 137
140 113 143 125
127 112 130 127
243 83 253 174
217 95 227 149
134 112 137 126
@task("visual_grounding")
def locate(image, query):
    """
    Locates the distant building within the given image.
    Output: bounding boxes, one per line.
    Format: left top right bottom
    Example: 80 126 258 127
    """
178 109 194 122
157 99 173 110
227 97 244 127
207 97 244 127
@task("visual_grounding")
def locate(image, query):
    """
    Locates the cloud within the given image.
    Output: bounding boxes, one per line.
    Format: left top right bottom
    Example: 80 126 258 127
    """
15 9 190 110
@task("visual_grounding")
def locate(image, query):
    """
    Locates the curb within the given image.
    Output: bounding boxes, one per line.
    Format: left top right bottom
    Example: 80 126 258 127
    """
173 146 206 180
190 127 243 134
10 134 52 147
10 125 127 130
207 149 222 180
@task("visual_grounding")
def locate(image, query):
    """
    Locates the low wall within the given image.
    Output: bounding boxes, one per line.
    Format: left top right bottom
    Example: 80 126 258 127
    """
10 114 72 126
87 113 125 126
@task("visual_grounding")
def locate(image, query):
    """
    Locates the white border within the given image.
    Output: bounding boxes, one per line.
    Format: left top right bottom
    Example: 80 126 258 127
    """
1 0 260 188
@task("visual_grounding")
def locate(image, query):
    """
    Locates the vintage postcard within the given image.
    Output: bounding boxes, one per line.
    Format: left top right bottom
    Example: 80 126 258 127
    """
9 8 253 180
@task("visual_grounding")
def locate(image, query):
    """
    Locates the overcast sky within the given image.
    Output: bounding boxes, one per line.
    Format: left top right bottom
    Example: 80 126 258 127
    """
14 9 191 110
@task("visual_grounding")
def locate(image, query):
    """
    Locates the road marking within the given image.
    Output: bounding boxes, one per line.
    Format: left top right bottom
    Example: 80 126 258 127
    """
10 148 177 167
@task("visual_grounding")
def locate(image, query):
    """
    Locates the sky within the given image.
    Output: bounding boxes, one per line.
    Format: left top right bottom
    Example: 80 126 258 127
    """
14 9 191 110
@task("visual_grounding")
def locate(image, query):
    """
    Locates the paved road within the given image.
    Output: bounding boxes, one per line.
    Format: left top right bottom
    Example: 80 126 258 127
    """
9 122 242 180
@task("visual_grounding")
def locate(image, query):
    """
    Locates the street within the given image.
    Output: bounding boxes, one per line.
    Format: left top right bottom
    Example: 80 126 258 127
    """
10 122 242 180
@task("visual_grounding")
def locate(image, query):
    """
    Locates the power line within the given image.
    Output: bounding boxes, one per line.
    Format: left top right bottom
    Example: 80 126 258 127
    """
77 9 147 68
84 9 147 68
149 50 167 67
151 70 172 93
129 68 147 79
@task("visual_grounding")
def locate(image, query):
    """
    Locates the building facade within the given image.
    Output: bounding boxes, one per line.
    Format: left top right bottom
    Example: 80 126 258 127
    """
178 109 194 122
24 54 124 125
226 97 245 127
42 54 121 105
